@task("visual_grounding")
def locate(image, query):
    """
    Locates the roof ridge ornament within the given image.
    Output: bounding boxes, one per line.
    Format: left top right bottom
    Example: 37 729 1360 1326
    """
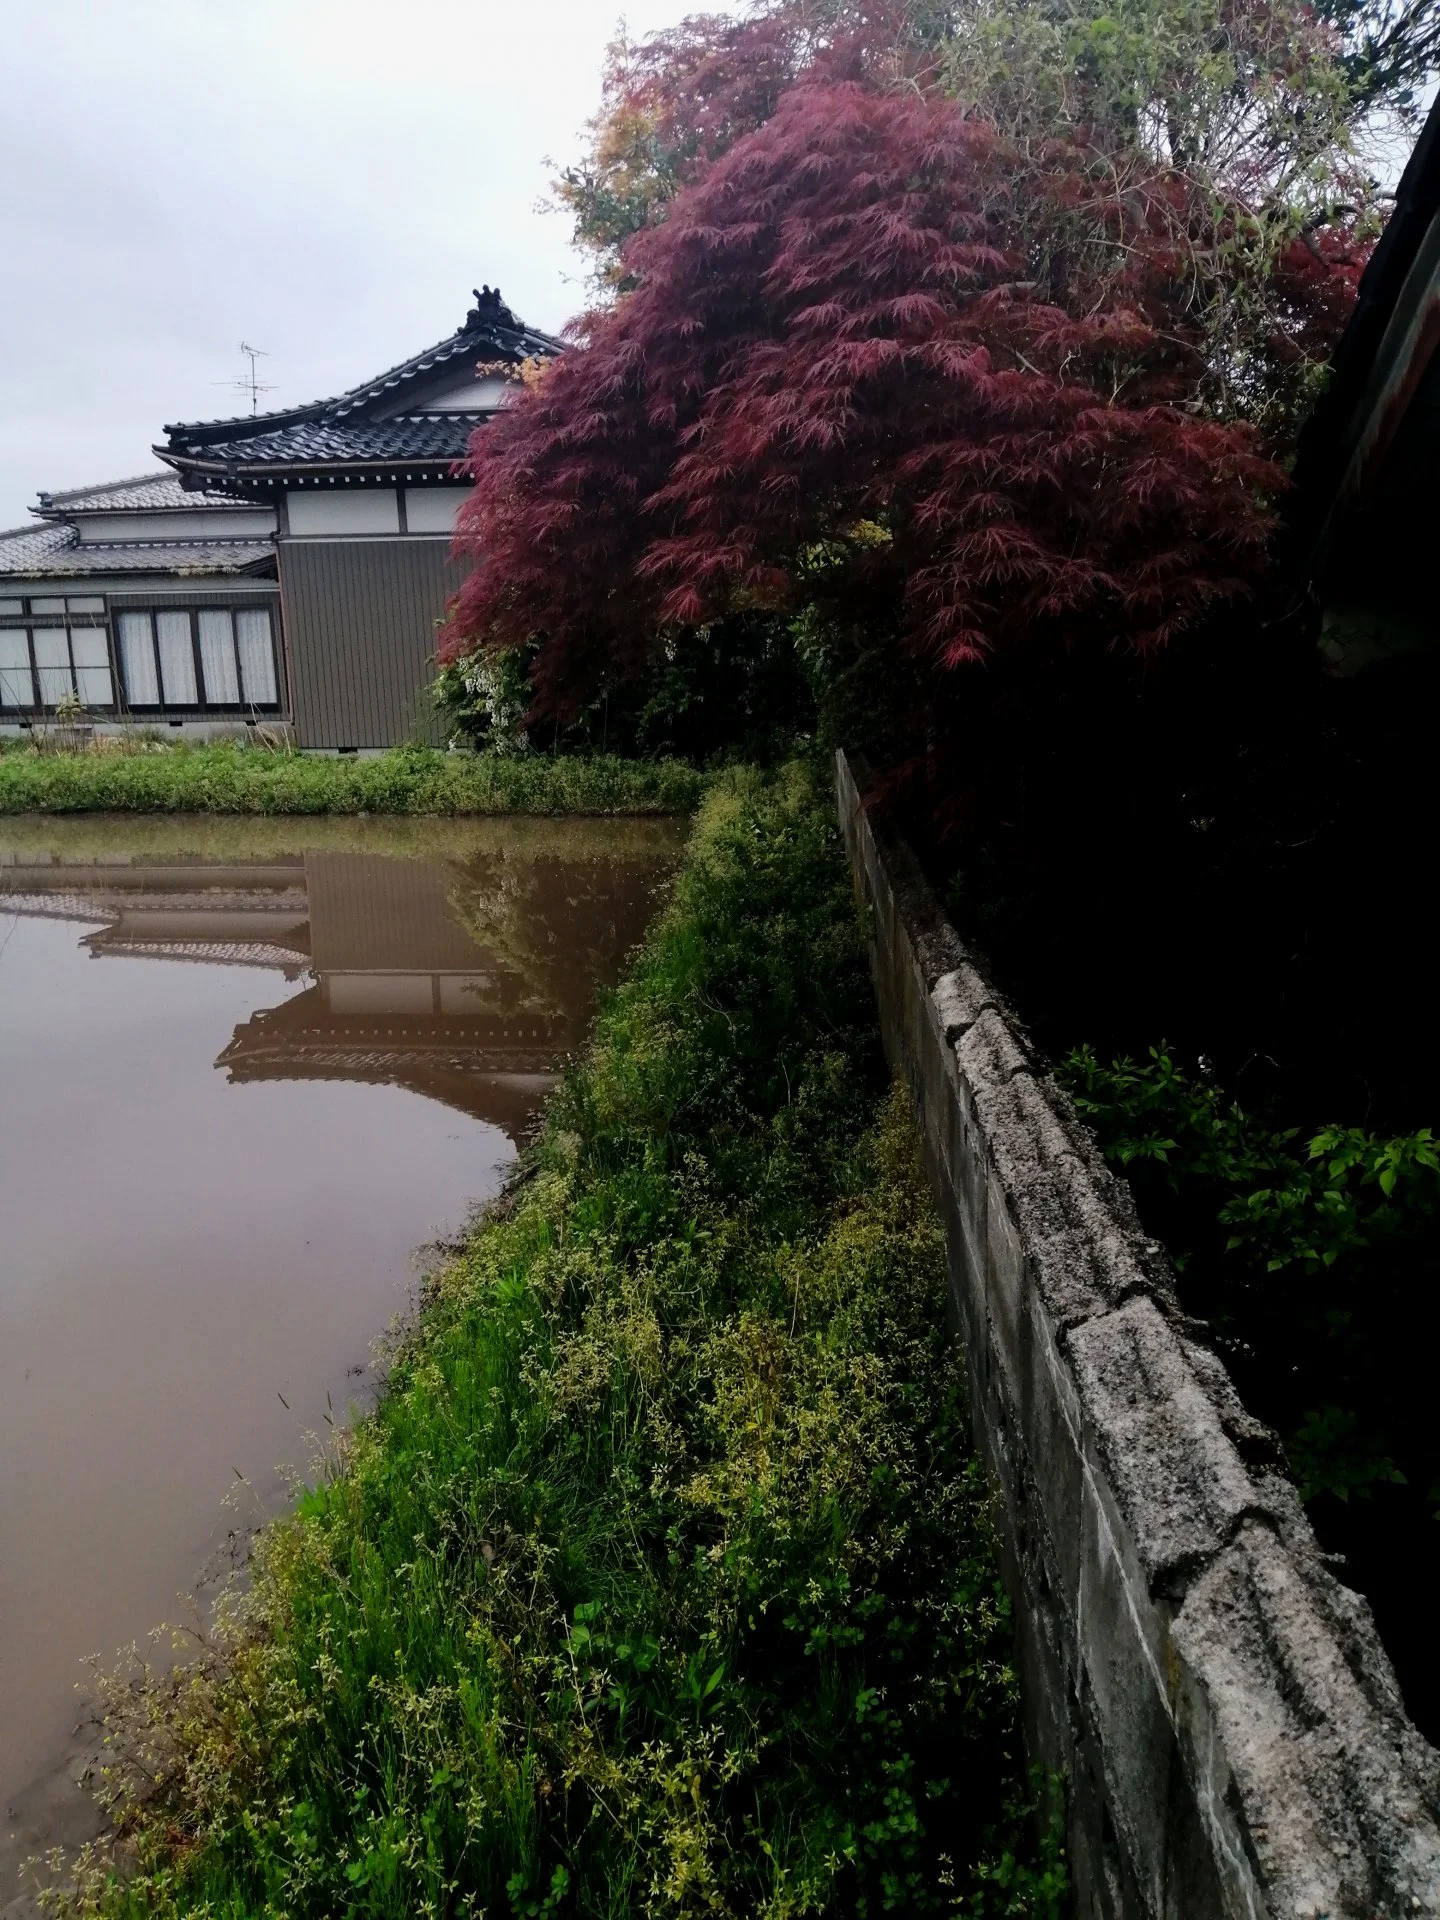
465 284 517 332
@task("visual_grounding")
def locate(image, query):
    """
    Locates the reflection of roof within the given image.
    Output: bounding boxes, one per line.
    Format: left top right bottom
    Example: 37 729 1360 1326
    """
159 287 562 482
223 1056 558 1136
82 909 311 969
91 940 310 970
0 866 311 964
0 890 110 923
218 991 572 1129
0 861 304 893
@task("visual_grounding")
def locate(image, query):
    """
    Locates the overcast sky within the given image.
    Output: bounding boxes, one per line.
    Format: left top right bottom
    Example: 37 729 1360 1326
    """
0 0 721 528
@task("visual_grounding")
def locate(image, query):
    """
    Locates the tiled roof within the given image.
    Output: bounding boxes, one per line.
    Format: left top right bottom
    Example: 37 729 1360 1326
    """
34 472 249 515
0 521 76 571
159 286 561 480
0 520 274 578
174 414 484 469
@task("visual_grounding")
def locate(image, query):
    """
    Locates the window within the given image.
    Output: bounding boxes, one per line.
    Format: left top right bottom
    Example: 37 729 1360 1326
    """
235 608 278 703
71 629 114 706
0 599 280 715
112 605 280 711
0 618 116 711
117 612 160 705
32 628 74 704
197 610 239 703
155 611 197 704
0 629 33 707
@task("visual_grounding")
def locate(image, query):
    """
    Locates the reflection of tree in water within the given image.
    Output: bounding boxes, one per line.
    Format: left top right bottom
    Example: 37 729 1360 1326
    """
448 851 671 1019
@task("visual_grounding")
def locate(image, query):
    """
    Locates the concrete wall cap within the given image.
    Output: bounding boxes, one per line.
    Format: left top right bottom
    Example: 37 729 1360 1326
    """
1067 1296 1263 1593
1174 1520 1440 1914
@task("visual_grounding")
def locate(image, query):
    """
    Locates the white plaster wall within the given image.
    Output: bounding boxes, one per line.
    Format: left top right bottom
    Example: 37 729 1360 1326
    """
286 490 400 536
413 374 515 413
75 508 276 543
404 487 471 534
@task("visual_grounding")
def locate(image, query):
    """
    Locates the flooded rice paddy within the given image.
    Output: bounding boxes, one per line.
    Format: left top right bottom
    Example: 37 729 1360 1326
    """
0 813 684 1876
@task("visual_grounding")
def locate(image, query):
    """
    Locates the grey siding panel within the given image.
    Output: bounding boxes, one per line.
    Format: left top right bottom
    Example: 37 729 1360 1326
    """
277 538 461 748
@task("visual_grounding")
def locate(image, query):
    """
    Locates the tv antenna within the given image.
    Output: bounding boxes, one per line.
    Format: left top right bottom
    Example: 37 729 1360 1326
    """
214 341 276 415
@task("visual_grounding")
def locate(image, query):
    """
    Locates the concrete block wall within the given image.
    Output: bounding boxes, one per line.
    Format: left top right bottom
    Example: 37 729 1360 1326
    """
835 750 1440 1918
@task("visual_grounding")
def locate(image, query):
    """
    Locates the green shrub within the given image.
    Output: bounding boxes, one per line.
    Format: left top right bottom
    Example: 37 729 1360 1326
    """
0 742 704 816
77 766 1062 1919
1061 1044 1440 1277
1059 1044 1438 1512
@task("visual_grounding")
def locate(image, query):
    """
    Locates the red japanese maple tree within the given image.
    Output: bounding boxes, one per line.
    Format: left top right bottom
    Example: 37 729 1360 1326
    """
444 78 1312 717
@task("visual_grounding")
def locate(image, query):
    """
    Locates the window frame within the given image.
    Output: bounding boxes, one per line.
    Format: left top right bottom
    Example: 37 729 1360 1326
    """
110 599 283 715
0 599 117 713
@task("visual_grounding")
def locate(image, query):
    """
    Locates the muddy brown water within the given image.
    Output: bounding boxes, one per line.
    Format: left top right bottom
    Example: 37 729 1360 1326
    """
0 812 685 1896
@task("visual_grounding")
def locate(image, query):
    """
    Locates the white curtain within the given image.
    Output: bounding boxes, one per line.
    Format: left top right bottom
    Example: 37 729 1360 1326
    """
31 628 73 706
0 630 32 707
70 628 114 707
117 612 160 706
155 611 197 706
197 609 239 705
235 607 277 705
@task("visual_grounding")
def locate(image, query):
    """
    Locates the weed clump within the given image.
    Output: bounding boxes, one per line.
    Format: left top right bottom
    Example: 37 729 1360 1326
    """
78 765 1062 1918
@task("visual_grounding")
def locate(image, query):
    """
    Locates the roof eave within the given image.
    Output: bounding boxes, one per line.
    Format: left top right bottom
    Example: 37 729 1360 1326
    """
159 448 473 482
1292 95 1440 576
160 400 332 447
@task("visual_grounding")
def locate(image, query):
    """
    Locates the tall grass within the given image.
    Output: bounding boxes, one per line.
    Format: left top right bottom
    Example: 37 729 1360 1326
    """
0 743 704 816
77 765 1063 1919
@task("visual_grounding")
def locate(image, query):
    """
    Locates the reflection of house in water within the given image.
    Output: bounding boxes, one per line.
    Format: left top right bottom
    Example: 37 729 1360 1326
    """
0 845 654 1137
220 852 584 1135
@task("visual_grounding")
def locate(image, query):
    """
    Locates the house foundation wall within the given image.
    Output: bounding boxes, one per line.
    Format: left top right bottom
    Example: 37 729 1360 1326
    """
0 720 269 743
834 748 1440 1918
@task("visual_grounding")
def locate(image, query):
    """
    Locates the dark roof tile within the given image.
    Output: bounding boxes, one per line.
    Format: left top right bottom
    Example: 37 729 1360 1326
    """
179 414 484 470
160 286 560 479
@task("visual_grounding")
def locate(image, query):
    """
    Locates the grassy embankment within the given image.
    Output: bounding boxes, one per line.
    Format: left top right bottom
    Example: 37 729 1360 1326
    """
79 765 1063 1919
0 743 703 815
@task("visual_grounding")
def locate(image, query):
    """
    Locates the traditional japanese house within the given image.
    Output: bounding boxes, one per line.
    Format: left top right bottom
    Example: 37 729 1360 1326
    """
156 285 561 749
1 285 560 745
0 474 281 733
